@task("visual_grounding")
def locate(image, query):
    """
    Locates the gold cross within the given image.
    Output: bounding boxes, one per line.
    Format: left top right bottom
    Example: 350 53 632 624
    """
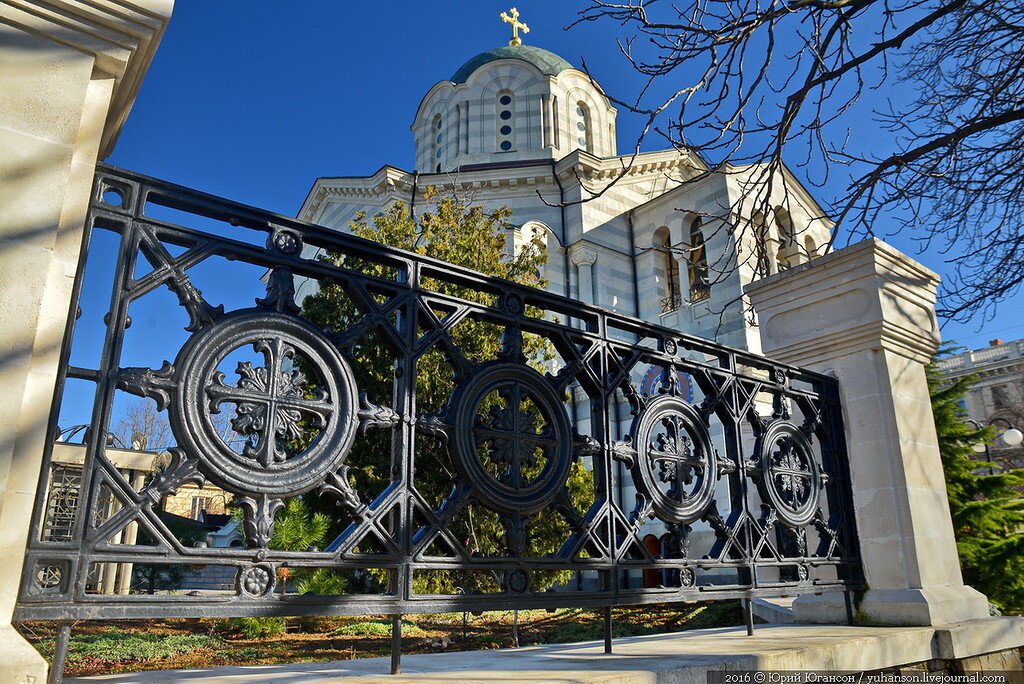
500 7 530 46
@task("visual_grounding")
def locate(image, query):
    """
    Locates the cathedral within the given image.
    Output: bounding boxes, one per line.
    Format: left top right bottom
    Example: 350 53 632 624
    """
297 12 833 356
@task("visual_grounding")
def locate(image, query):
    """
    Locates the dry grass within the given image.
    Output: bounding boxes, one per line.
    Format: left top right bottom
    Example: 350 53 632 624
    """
17 602 744 677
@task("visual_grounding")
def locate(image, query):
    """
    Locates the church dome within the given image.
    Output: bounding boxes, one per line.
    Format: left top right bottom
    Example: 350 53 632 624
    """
450 45 573 84
413 37 617 172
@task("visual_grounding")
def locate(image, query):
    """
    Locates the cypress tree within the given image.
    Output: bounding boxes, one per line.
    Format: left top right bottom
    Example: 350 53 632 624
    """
928 347 1024 613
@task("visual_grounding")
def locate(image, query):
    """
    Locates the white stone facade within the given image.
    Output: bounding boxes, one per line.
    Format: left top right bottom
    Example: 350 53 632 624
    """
297 42 837 574
298 44 834 356
936 338 1024 468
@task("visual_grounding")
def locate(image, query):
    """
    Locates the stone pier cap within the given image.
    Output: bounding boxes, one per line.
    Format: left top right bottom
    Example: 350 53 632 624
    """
744 237 941 367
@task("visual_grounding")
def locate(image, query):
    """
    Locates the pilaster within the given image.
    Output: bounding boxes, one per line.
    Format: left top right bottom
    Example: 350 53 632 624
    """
0 2 173 680
746 238 990 626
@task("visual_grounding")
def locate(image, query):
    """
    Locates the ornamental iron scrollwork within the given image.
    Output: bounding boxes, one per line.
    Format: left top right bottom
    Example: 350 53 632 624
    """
14 165 862 625
446 360 574 515
753 421 822 528
624 394 718 524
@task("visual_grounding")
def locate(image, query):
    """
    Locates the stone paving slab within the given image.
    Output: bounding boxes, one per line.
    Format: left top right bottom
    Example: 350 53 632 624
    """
64 621 996 683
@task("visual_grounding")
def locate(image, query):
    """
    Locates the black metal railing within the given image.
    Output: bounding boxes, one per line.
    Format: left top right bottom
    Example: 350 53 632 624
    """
16 165 862 634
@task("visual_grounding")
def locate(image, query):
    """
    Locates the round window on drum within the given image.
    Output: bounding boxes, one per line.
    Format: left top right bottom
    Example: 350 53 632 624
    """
496 90 515 152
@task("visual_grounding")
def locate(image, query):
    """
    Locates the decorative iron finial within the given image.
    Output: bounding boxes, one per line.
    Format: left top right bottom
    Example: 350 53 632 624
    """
500 7 529 46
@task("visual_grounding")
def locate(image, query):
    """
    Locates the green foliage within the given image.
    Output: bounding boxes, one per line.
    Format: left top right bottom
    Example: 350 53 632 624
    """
37 628 220 665
928 346 1024 613
331 619 422 637
270 498 348 596
270 497 330 552
221 617 287 639
301 193 594 593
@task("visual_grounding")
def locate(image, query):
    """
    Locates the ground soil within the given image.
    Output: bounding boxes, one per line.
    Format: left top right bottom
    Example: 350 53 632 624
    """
17 602 744 678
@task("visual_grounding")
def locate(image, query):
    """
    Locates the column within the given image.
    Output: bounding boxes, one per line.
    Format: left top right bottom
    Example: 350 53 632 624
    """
114 469 146 595
571 248 598 305
745 238 990 626
0 2 173 679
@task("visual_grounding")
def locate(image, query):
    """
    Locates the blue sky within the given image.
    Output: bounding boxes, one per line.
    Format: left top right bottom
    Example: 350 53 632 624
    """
105 1 1023 351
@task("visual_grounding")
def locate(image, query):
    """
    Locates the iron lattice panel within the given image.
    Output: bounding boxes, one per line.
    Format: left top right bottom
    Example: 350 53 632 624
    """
15 165 862 621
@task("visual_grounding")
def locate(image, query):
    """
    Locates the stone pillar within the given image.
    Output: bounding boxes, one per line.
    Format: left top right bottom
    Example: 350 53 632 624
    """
572 248 598 305
0 2 172 679
745 238 990 626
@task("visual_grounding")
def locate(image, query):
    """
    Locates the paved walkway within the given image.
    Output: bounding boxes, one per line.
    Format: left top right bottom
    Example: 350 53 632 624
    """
67 619 1024 683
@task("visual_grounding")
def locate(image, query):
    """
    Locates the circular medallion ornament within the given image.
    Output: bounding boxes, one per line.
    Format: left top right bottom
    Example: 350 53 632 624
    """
448 361 572 515
628 394 717 524
679 566 696 587
237 563 275 598
755 421 821 527
502 292 525 315
506 568 530 593
171 309 359 499
271 230 301 255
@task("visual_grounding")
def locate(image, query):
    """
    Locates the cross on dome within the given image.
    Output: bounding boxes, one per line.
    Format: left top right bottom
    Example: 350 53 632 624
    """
500 7 529 46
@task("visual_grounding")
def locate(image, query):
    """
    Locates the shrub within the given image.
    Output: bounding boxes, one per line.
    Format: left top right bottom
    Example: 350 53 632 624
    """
221 617 287 639
35 628 220 665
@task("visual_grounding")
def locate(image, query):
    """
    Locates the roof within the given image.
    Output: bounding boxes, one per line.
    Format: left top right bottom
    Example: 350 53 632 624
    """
451 45 573 83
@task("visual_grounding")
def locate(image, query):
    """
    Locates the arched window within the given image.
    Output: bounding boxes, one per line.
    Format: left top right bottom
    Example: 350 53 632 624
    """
516 221 552 287
496 90 515 152
642 535 662 588
431 113 443 173
751 211 774 276
655 227 682 313
804 235 817 260
775 207 800 270
777 245 791 271
575 101 592 152
688 218 710 302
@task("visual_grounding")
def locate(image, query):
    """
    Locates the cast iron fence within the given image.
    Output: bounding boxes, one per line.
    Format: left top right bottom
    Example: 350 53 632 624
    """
16 165 862 675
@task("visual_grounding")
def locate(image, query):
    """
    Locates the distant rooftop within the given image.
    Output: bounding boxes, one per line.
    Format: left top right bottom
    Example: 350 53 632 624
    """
935 338 1024 374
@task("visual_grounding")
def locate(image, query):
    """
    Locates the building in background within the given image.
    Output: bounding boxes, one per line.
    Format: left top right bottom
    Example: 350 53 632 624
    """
936 338 1024 469
298 31 833 355
296 21 836 580
41 434 236 595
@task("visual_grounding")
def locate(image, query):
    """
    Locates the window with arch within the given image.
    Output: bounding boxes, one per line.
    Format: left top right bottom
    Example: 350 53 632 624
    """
751 210 774 276
575 101 592 152
688 217 710 302
515 221 551 287
775 207 800 270
496 90 515 152
804 235 817 260
655 227 682 313
431 113 443 173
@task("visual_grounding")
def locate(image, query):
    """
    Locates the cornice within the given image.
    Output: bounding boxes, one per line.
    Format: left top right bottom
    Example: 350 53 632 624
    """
303 148 710 223
0 0 174 158
746 239 942 366
555 148 706 186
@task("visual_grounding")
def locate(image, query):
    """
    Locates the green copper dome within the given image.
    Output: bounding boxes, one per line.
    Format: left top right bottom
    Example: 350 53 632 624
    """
451 45 574 84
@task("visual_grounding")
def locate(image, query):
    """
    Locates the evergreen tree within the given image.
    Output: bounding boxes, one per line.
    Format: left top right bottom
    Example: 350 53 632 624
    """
301 192 593 593
928 348 1024 613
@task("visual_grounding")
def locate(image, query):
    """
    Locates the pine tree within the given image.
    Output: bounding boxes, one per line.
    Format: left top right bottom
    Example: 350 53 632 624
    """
928 348 1024 613
301 192 593 593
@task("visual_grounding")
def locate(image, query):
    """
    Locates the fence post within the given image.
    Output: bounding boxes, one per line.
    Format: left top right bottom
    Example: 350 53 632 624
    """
0 3 172 679
745 238 989 626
